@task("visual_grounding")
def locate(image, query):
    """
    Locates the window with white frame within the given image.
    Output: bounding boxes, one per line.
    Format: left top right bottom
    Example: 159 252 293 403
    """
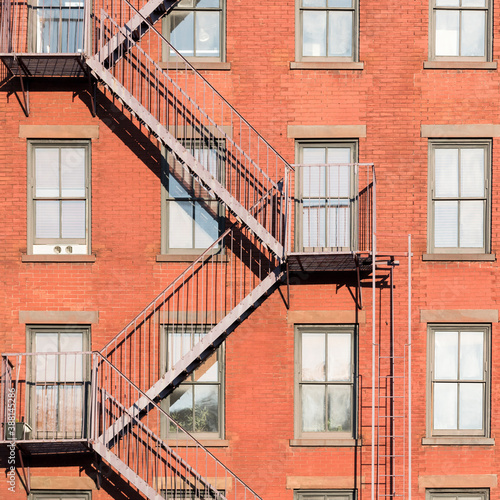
28 326 90 440
430 0 491 61
428 325 490 437
161 142 224 254
296 142 356 251
295 326 356 439
32 0 85 53
297 0 358 61
428 140 490 254
163 0 225 61
162 326 224 438
28 141 91 255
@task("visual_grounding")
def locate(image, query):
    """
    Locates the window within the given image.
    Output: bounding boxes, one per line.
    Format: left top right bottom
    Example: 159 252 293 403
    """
31 492 91 500
31 0 85 53
295 326 356 439
296 142 356 252
162 326 224 438
428 141 490 254
161 142 224 254
430 0 491 61
163 0 225 62
28 326 90 439
427 490 489 500
297 0 358 61
28 141 91 255
428 325 490 437
295 490 355 500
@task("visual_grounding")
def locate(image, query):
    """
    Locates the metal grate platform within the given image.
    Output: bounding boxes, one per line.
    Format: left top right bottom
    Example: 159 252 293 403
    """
0 54 87 77
0 439 91 455
287 252 372 272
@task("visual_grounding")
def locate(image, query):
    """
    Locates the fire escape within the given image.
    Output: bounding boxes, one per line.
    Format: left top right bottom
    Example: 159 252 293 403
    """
0 0 409 498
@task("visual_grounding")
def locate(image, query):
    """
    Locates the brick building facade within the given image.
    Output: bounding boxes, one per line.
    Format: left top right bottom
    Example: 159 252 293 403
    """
0 0 499 499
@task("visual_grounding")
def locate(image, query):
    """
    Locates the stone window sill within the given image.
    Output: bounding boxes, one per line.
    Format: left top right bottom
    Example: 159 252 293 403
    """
289 438 359 447
422 253 496 262
159 61 231 71
290 61 364 70
422 437 495 446
423 61 497 70
156 254 229 263
22 254 96 263
166 439 229 448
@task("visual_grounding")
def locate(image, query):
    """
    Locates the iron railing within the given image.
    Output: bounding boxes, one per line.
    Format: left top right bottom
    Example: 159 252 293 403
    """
87 0 290 254
1 351 263 500
290 163 375 254
100 221 280 398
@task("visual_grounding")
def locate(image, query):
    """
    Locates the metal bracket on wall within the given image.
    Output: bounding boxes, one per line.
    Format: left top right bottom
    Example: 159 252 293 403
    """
16 446 31 495
354 254 363 310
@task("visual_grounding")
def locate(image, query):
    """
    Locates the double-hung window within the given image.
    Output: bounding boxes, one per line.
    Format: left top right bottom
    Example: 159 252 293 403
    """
296 492 355 500
430 0 491 61
428 325 490 437
295 326 356 439
32 0 85 53
28 326 90 440
427 491 489 500
163 0 225 62
297 0 358 61
296 142 356 251
28 141 91 255
162 326 224 438
161 142 224 254
428 141 490 254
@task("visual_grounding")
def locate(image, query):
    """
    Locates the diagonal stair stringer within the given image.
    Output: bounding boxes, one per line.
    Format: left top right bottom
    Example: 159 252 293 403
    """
85 57 284 259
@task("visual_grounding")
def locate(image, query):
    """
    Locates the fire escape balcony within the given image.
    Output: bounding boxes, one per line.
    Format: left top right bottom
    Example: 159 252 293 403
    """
287 163 376 273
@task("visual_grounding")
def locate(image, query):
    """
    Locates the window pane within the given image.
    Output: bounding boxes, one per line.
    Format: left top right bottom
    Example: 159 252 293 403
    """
461 148 484 197
435 148 458 197
169 171 191 198
459 200 483 248
459 383 483 429
328 0 352 6
169 201 194 248
436 0 459 5
61 148 85 197
303 10 327 56
302 333 325 381
169 331 191 367
196 0 220 7
170 385 194 430
434 382 458 429
303 164 325 197
327 333 351 381
194 352 218 382
435 10 460 56
328 11 352 57
327 163 351 198
194 202 218 248
36 200 60 238
58 385 83 437
195 11 220 57
461 10 485 57
434 200 458 247
462 0 486 5
302 0 326 6
302 384 325 431
60 333 84 381
61 200 86 239
170 11 194 56
327 384 352 432
35 385 57 432
194 385 218 432
35 333 58 381
303 201 326 247
434 331 458 379
35 148 60 197
327 204 350 248
460 331 484 380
